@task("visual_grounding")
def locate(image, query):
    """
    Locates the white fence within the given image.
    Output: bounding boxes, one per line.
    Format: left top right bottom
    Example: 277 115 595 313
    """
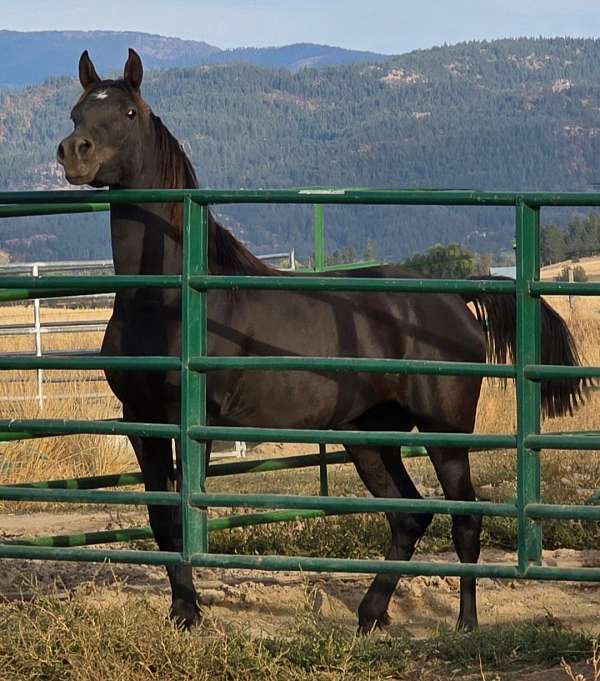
0 259 114 408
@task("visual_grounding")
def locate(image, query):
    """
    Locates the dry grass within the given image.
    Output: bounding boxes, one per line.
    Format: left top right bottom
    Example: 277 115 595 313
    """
542 256 600 281
469 296 600 511
0 304 111 397
562 640 600 681
0 579 593 681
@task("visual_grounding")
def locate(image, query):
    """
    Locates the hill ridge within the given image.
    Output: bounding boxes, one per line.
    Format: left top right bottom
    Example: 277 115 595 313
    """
0 30 388 87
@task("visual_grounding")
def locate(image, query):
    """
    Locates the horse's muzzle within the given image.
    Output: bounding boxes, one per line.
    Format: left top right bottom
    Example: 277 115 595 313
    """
57 133 98 184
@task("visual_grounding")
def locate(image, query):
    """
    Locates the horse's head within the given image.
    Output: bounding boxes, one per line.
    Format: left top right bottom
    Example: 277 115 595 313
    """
57 49 150 187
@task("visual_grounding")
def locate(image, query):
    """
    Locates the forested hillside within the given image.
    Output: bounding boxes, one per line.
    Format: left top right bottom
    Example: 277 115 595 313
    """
2 37 600 262
205 43 386 70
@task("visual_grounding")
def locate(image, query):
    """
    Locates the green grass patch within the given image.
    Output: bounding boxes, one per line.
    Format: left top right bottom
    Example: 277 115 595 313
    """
425 617 591 673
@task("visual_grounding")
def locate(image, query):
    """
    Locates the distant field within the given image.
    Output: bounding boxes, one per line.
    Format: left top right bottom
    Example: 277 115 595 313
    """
541 254 600 281
540 257 600 315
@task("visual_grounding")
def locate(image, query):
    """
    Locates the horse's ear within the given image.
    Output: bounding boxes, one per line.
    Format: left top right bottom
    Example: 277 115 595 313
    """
124 48 143 91
79 50 101 89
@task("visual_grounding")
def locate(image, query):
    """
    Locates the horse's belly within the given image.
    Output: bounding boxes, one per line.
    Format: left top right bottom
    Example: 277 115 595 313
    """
209 370 387 429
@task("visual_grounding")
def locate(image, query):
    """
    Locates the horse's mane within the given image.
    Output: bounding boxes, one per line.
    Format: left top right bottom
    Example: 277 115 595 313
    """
209 220 277 275
150 112 277 276
151 113 198 191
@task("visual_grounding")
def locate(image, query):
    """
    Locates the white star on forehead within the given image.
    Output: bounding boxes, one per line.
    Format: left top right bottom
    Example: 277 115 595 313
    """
93 90 109 100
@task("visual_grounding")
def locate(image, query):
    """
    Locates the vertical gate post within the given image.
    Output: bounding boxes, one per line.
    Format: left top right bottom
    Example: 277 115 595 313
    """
313 203 330 495
181 196 209 560
32 263 44 409
313 204 326 271
515 200 542 573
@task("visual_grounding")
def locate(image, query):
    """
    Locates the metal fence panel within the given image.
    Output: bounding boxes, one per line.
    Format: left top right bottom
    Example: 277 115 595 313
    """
0 188 599 582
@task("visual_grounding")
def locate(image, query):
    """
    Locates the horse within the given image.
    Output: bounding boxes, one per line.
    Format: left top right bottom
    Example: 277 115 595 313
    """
57 49 585 632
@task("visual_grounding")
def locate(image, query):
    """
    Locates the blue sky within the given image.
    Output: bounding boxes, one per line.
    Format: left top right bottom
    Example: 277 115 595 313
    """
3 0 600 54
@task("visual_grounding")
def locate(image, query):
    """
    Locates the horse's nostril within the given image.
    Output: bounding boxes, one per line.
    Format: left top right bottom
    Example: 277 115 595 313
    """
76 139 93 158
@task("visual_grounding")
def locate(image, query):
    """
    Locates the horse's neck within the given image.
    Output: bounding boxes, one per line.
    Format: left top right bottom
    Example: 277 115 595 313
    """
108 134 265 279
110 204 256 277
108 160 183 323
110 202 181 277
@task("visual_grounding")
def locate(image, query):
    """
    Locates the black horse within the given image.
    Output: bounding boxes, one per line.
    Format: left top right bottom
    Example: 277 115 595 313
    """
57 49 585 632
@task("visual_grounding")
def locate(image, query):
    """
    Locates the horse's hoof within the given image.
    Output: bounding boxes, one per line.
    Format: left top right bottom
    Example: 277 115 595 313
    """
169 599 202 630
358 610 391 634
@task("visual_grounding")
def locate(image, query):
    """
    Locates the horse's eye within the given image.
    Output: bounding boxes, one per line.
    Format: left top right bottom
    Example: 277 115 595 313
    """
126 109 137 120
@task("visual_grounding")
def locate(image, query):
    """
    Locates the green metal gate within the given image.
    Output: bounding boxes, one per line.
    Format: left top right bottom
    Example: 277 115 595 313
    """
0 187 600 583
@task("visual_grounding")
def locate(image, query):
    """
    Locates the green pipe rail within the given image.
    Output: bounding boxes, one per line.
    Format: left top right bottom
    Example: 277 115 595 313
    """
7 509 357 549
3 446 498 548
1 187 600 583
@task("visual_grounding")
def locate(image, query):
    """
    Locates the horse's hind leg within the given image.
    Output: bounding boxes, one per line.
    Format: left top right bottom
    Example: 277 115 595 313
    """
427 445 481 630
348 444 433 633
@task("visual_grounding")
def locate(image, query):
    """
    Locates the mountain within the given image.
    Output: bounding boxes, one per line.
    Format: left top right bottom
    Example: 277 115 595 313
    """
204 43 387 71
0 31 219 88
0 31 388 87
2 37 600 263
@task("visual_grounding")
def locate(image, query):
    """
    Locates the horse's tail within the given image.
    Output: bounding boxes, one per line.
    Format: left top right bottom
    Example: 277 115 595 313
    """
462 276 587 418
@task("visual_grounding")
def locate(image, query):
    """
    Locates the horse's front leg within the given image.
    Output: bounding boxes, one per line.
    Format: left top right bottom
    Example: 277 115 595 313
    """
127 425 201 629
